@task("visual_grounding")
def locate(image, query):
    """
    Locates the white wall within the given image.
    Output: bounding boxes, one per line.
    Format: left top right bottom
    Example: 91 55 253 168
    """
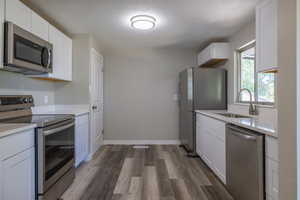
54 34 103 105
103 47 197 140
54 34 91 105
0 70 55 106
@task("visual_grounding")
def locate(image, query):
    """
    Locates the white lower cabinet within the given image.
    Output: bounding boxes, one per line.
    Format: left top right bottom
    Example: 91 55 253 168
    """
265 136 279 200
196 113 279 199
0 129 35 200
75 114 90 167
1 147 35 200
196 114 226 183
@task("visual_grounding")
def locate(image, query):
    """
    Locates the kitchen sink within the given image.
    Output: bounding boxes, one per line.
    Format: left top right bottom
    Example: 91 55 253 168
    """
217 113 252 118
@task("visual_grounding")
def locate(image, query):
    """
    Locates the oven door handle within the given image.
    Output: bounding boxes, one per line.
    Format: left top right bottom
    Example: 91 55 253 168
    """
44 123 75 136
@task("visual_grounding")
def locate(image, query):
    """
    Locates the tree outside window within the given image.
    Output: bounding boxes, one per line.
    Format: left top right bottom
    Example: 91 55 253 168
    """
237 42 275 104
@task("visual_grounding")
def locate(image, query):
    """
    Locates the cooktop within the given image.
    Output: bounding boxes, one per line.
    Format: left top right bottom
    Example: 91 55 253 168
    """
0 114 74 128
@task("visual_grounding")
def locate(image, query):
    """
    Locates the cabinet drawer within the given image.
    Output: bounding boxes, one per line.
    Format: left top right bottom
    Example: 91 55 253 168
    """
0 129 35 160
265 136 278 161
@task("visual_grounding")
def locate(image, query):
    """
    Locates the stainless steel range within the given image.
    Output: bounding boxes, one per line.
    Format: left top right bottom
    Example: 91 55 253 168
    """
0 95 75 200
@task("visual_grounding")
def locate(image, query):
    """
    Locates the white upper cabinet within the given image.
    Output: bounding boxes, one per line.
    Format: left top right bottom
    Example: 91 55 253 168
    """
4 0 73 81
31 11 49 41
5 0 32 32
46 24 73 81
256 0 278 73
197 43 230 67
63 34 73 81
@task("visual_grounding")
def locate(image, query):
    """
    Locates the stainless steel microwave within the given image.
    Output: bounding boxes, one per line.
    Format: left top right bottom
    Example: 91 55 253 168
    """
3 22 53 75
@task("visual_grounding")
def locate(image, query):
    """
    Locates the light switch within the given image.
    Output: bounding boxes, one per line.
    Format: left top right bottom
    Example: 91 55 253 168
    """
44 95 49 104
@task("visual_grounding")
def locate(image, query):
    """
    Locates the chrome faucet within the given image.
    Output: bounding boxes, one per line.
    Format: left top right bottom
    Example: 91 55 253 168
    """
237 88 258 116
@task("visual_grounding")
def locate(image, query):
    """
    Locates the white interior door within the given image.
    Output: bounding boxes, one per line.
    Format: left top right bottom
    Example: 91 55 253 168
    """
90 48 104 155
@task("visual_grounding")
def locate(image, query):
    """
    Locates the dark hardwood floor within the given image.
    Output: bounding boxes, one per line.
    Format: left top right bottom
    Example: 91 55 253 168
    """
62 145 233 200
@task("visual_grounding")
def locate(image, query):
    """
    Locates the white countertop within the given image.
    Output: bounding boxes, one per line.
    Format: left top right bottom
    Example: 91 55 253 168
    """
32 105 90 117
0 123 36 139
195 110 277 138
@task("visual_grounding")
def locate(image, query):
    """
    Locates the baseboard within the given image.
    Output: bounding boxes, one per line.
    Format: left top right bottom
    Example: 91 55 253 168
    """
103 140 181 145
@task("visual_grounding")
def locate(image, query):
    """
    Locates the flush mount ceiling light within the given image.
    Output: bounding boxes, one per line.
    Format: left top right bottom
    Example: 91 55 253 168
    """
130 15 156 30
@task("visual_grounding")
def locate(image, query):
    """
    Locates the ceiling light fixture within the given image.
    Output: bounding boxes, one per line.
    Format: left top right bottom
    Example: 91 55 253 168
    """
130 15 156 30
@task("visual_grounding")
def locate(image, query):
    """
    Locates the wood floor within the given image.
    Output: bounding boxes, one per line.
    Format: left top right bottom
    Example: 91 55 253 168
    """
62 145 233 200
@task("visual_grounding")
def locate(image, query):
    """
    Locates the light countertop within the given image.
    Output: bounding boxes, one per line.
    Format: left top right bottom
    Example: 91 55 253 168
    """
0 123 36 139
32 105 90 117
195 110 277 138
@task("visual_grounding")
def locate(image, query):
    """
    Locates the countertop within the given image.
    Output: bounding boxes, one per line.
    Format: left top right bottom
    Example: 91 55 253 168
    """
195 110 277 138
0 123 37 139
32 105 90 117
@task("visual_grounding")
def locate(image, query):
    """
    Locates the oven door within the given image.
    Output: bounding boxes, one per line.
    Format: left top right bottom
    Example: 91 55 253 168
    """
4 21 53 74
37 119 75 195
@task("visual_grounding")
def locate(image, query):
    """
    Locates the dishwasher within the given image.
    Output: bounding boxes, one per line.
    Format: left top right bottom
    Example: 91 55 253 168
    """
226 124 265 200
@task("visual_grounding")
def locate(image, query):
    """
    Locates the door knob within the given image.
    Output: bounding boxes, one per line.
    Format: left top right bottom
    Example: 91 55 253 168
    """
92 105 97 110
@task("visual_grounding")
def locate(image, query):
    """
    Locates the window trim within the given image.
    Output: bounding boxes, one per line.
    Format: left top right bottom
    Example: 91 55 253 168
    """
236 41 275 106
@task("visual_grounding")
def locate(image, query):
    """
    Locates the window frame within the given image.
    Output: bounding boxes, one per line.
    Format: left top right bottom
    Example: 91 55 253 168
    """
236 41 275 106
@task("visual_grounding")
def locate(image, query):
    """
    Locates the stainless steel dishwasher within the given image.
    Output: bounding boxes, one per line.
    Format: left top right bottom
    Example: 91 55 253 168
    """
226 124 265 200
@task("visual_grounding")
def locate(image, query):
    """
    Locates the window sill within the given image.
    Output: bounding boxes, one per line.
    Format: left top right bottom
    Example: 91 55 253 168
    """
233 102 276 109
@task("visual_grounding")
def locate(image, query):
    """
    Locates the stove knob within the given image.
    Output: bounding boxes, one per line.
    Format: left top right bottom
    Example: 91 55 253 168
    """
22 98 29 104
29 97 33 103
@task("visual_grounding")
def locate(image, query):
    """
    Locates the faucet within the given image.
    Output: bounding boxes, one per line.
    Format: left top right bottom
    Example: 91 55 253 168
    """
237 88 258 116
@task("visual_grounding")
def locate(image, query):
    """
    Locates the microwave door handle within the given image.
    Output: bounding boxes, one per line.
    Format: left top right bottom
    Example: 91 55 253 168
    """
44 123 75 136
47 49 51 69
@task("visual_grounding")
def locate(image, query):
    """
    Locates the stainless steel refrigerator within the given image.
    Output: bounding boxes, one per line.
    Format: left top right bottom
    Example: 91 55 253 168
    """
179 67 227 156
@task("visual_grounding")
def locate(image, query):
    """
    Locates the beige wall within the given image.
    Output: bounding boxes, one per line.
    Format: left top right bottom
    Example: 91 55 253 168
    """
278 0 298 199
54 34 103 105
103 48 197 140
0 70 55 106
54 34 91 104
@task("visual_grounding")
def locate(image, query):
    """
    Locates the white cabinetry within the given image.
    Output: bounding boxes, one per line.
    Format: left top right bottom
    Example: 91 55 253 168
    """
4 0 73 81
75 114 89 167
31 25 73 81
265 136 279 200
5 0 31 32
256 0 278 72
196 114 226 183
31 11 49 41
197 43 230 67
0 129 35 200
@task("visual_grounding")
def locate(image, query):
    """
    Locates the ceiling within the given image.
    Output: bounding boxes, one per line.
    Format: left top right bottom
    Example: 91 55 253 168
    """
26 0 261 51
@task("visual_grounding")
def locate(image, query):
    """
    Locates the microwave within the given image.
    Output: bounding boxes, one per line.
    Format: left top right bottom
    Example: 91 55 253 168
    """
3 22 53 75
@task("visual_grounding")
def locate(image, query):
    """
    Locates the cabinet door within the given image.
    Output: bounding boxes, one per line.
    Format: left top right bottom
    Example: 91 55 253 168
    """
0 147 35 200
266 157 279 200
256 0 278 72
5 0 31 32
48 25 73 81
213 137 226 183
63 35 73 81
31 11 49 41
75 114 89 167
49 25 64 79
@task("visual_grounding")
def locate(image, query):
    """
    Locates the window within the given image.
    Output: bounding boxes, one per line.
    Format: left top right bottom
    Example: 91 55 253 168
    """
237 42 275 105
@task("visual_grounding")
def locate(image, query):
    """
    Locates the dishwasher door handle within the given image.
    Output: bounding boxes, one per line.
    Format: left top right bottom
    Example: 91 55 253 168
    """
228 126 258 141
